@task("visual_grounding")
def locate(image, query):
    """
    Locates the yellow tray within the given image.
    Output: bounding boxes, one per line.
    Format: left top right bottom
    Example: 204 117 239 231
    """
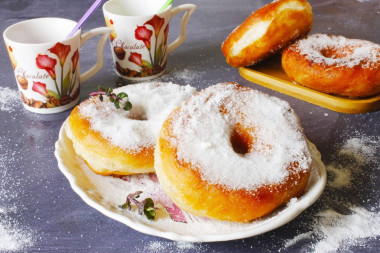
239 55 380 114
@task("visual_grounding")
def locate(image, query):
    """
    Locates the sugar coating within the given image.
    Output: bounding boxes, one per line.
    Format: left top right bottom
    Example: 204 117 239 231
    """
293 33 380 68
79 82 196 151
167 83 312 190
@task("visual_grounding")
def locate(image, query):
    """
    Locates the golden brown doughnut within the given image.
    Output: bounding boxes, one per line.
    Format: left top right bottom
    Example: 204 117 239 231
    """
282 34 380 98
155 82 312 222
221 0 313 68
66 82 196 176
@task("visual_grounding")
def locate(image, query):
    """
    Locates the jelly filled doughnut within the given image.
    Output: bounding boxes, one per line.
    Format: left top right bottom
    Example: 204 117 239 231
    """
155 82 312 222
66 82 196 176
282 33 380 98
222 0 313 68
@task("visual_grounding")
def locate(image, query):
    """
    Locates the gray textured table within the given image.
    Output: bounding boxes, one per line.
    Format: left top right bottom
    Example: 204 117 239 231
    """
0 0 379 252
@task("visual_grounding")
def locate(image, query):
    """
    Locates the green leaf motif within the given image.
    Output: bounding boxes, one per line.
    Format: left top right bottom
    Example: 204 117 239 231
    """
47 90 60 99
142 60 152 69
155 43 163 66
62 68 71 96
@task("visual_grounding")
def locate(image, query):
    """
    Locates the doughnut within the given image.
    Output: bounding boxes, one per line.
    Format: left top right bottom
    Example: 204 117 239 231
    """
282 34 380 98
66 82 196 176
155 82 312 222
221 0 313 68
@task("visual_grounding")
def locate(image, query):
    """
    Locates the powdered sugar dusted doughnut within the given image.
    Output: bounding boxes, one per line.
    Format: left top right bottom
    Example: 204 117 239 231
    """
66 82 196 175
155 82 312 222
282 34 380 98
222 0 313 68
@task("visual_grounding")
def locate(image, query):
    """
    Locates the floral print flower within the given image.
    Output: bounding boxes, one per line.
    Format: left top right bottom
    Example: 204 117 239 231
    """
6 44 17 69
129 52 143 66
49 42 71 66
32 81 48 97
144 15 165 38
105 16 117 41
36 54 57 80
71 49 79 73
164 24 169 42
135 25 152 49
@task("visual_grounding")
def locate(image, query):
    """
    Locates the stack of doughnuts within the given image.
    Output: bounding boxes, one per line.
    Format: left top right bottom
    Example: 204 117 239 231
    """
221 0 380 98
67 81 313 222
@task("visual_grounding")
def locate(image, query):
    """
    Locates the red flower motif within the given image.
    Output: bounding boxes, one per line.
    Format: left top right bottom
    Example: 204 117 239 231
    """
48 42 71 66
164 24 169 43
144 15 165 38
71 49 79 73
135 25 152 49
36 54 57 80
32 81 48 97
128 52 143 66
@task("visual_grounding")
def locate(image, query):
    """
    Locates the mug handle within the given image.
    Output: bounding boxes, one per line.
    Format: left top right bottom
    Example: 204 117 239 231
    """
79 27 112 83
167 4 197 54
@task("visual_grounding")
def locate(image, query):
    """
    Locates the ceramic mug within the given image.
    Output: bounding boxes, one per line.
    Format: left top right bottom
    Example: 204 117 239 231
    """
103 0 196 80
3 17 111 114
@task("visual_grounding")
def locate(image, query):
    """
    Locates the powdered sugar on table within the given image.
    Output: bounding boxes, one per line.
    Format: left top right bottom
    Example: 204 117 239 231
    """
283 134 380 252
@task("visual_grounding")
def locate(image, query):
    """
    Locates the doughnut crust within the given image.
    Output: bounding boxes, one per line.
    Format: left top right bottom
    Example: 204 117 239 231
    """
66 82 196 176
222 0 313 68
66 104 153 175
155 82 312 222
282 34 380 98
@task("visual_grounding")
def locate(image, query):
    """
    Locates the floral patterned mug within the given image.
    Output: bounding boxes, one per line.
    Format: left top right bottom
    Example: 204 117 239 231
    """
103 0 196 80
3 18 111 114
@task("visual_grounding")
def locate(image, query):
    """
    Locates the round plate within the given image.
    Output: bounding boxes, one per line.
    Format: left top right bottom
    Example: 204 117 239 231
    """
54 120 326 242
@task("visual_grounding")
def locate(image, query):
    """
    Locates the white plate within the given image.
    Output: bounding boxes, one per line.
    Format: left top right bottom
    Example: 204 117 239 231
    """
54 120 327 242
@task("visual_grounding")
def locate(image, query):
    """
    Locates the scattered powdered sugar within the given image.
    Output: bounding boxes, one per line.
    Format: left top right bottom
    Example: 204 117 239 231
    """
339 136 378 166
0 86 21 113
293 33 380 68
326 164 351 188
0 213 34 251
312 207 380 253
327 135 379 188
283 134 380 252
284 206 380 252
156 67 207 90
166 68 206 84
165 82 311 190
79 82 196 151
137 240 207 253
0 148 35 251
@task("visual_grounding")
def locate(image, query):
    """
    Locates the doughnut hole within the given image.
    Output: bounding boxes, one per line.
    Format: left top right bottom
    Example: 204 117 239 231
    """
320 48 337 59
320 47 352 60
230 124 254 155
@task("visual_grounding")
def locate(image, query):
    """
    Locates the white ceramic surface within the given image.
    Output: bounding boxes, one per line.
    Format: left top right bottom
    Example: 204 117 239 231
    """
54 120 327 242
